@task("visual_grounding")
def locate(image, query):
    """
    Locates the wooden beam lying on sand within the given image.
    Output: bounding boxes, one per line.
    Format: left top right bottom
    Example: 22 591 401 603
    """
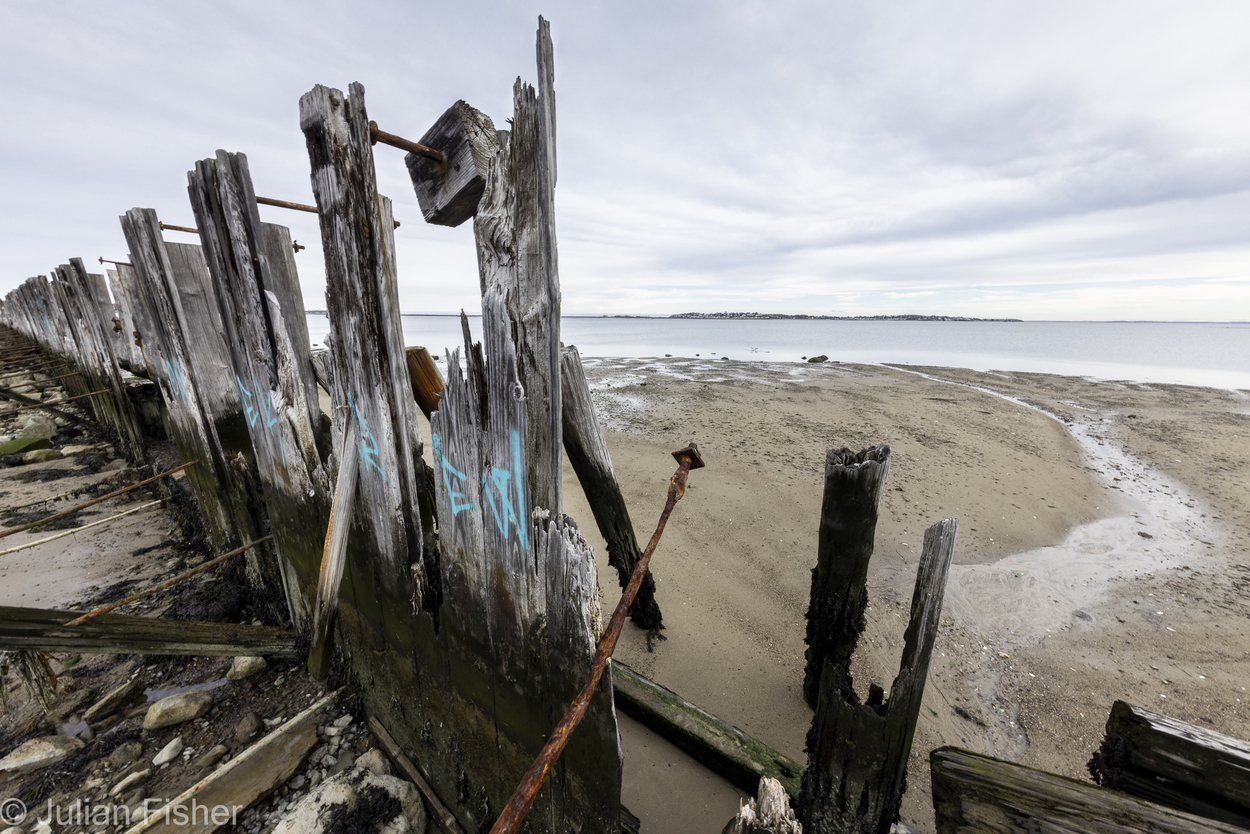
0 605 298 658
931 747 1244 834
611 659 803 800
1089 700 1250 828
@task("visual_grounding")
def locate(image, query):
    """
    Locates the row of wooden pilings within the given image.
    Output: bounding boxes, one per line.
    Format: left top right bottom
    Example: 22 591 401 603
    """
0 17 987 834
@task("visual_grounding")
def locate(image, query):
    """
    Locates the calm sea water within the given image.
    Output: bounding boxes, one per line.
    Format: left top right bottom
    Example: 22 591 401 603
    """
305 315 1250 391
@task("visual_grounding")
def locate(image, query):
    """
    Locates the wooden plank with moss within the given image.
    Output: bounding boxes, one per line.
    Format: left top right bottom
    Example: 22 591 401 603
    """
611 659 802 799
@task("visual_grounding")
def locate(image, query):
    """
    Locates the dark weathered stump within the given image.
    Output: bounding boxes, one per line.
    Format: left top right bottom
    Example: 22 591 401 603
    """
800 517 957 834
932 746 1244 834
803 444 891 707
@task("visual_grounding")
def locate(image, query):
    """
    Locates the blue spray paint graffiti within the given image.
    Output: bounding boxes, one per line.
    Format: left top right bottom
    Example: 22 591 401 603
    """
432 428 529 551
431 433 477 515
236 374 287 467
349 394 391 485
165 359 187 400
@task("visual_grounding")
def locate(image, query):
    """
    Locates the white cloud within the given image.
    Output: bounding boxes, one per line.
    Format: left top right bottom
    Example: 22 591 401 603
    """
1 1 1247 320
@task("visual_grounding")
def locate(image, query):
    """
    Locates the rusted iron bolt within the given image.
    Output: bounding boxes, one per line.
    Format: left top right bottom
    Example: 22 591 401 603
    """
368 119 446 166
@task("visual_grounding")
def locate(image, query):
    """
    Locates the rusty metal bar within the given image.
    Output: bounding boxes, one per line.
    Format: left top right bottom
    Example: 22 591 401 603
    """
98 257 133 268
256 195 319 214
63 534 272 626
0 461 199 540
256 195 400 229
0 388 108 414
368 120 445 165
159 221 199 234
489 443 706 834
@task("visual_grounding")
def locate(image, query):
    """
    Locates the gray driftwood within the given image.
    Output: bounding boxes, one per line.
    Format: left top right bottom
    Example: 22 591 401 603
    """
800 517 957 834
803 444 891 707
404 100 498 228
560 344 661 627
1090 700 1250 828
931 746 1244 834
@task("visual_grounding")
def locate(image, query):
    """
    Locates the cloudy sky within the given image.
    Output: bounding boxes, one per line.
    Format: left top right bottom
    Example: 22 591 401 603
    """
2 1 1248 320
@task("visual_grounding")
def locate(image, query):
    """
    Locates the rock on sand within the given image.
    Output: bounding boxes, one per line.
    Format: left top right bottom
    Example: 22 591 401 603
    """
272 768 427 834
144 690 214 729
0 735 84 777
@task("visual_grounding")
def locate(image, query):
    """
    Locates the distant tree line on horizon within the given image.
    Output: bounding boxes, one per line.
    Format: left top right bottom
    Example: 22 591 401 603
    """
668 312 1023 322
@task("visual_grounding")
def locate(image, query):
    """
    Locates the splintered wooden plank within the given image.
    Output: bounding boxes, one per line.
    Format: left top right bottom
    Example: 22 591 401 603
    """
474 17 562 516
0 606 298 658
404 100 498 228
931 747 1244 834
611 660 802 799
106 268 146 375
1091 700 1250 827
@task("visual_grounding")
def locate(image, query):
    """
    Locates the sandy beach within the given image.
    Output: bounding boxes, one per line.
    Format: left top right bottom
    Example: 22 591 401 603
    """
3 356 1248 832
562 356 1250 832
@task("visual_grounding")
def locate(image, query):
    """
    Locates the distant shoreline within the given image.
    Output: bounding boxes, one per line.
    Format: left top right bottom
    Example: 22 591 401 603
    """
668 312 1022 322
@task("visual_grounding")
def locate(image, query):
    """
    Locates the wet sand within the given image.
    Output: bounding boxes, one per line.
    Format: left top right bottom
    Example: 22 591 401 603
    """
563 357 1250 832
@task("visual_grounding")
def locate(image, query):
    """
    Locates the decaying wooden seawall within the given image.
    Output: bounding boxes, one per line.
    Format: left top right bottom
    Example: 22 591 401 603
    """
0 16 1090 834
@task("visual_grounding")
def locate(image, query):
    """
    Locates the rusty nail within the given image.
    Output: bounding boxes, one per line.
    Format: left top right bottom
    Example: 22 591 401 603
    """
292 240 306 253
368 120 446 166
489 443 705 834
99 257 133 268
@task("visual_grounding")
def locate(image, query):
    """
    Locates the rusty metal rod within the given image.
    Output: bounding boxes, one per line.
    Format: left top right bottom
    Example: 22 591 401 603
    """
0 500 162 558
0 460 199 540
256 195 400 229
159 221 199 234
368 120 445 165
99 257 133 268
489 443 705 834
256 195 319 214
0 389 108 414
64 534 272 626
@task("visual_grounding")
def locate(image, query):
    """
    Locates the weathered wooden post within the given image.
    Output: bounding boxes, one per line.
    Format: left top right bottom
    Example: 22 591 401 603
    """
119 208 246 552
300 17 623 832
803 445 891 707
53 259 145 460
561 344 663 627
800 516 957 834
187 148 337 634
